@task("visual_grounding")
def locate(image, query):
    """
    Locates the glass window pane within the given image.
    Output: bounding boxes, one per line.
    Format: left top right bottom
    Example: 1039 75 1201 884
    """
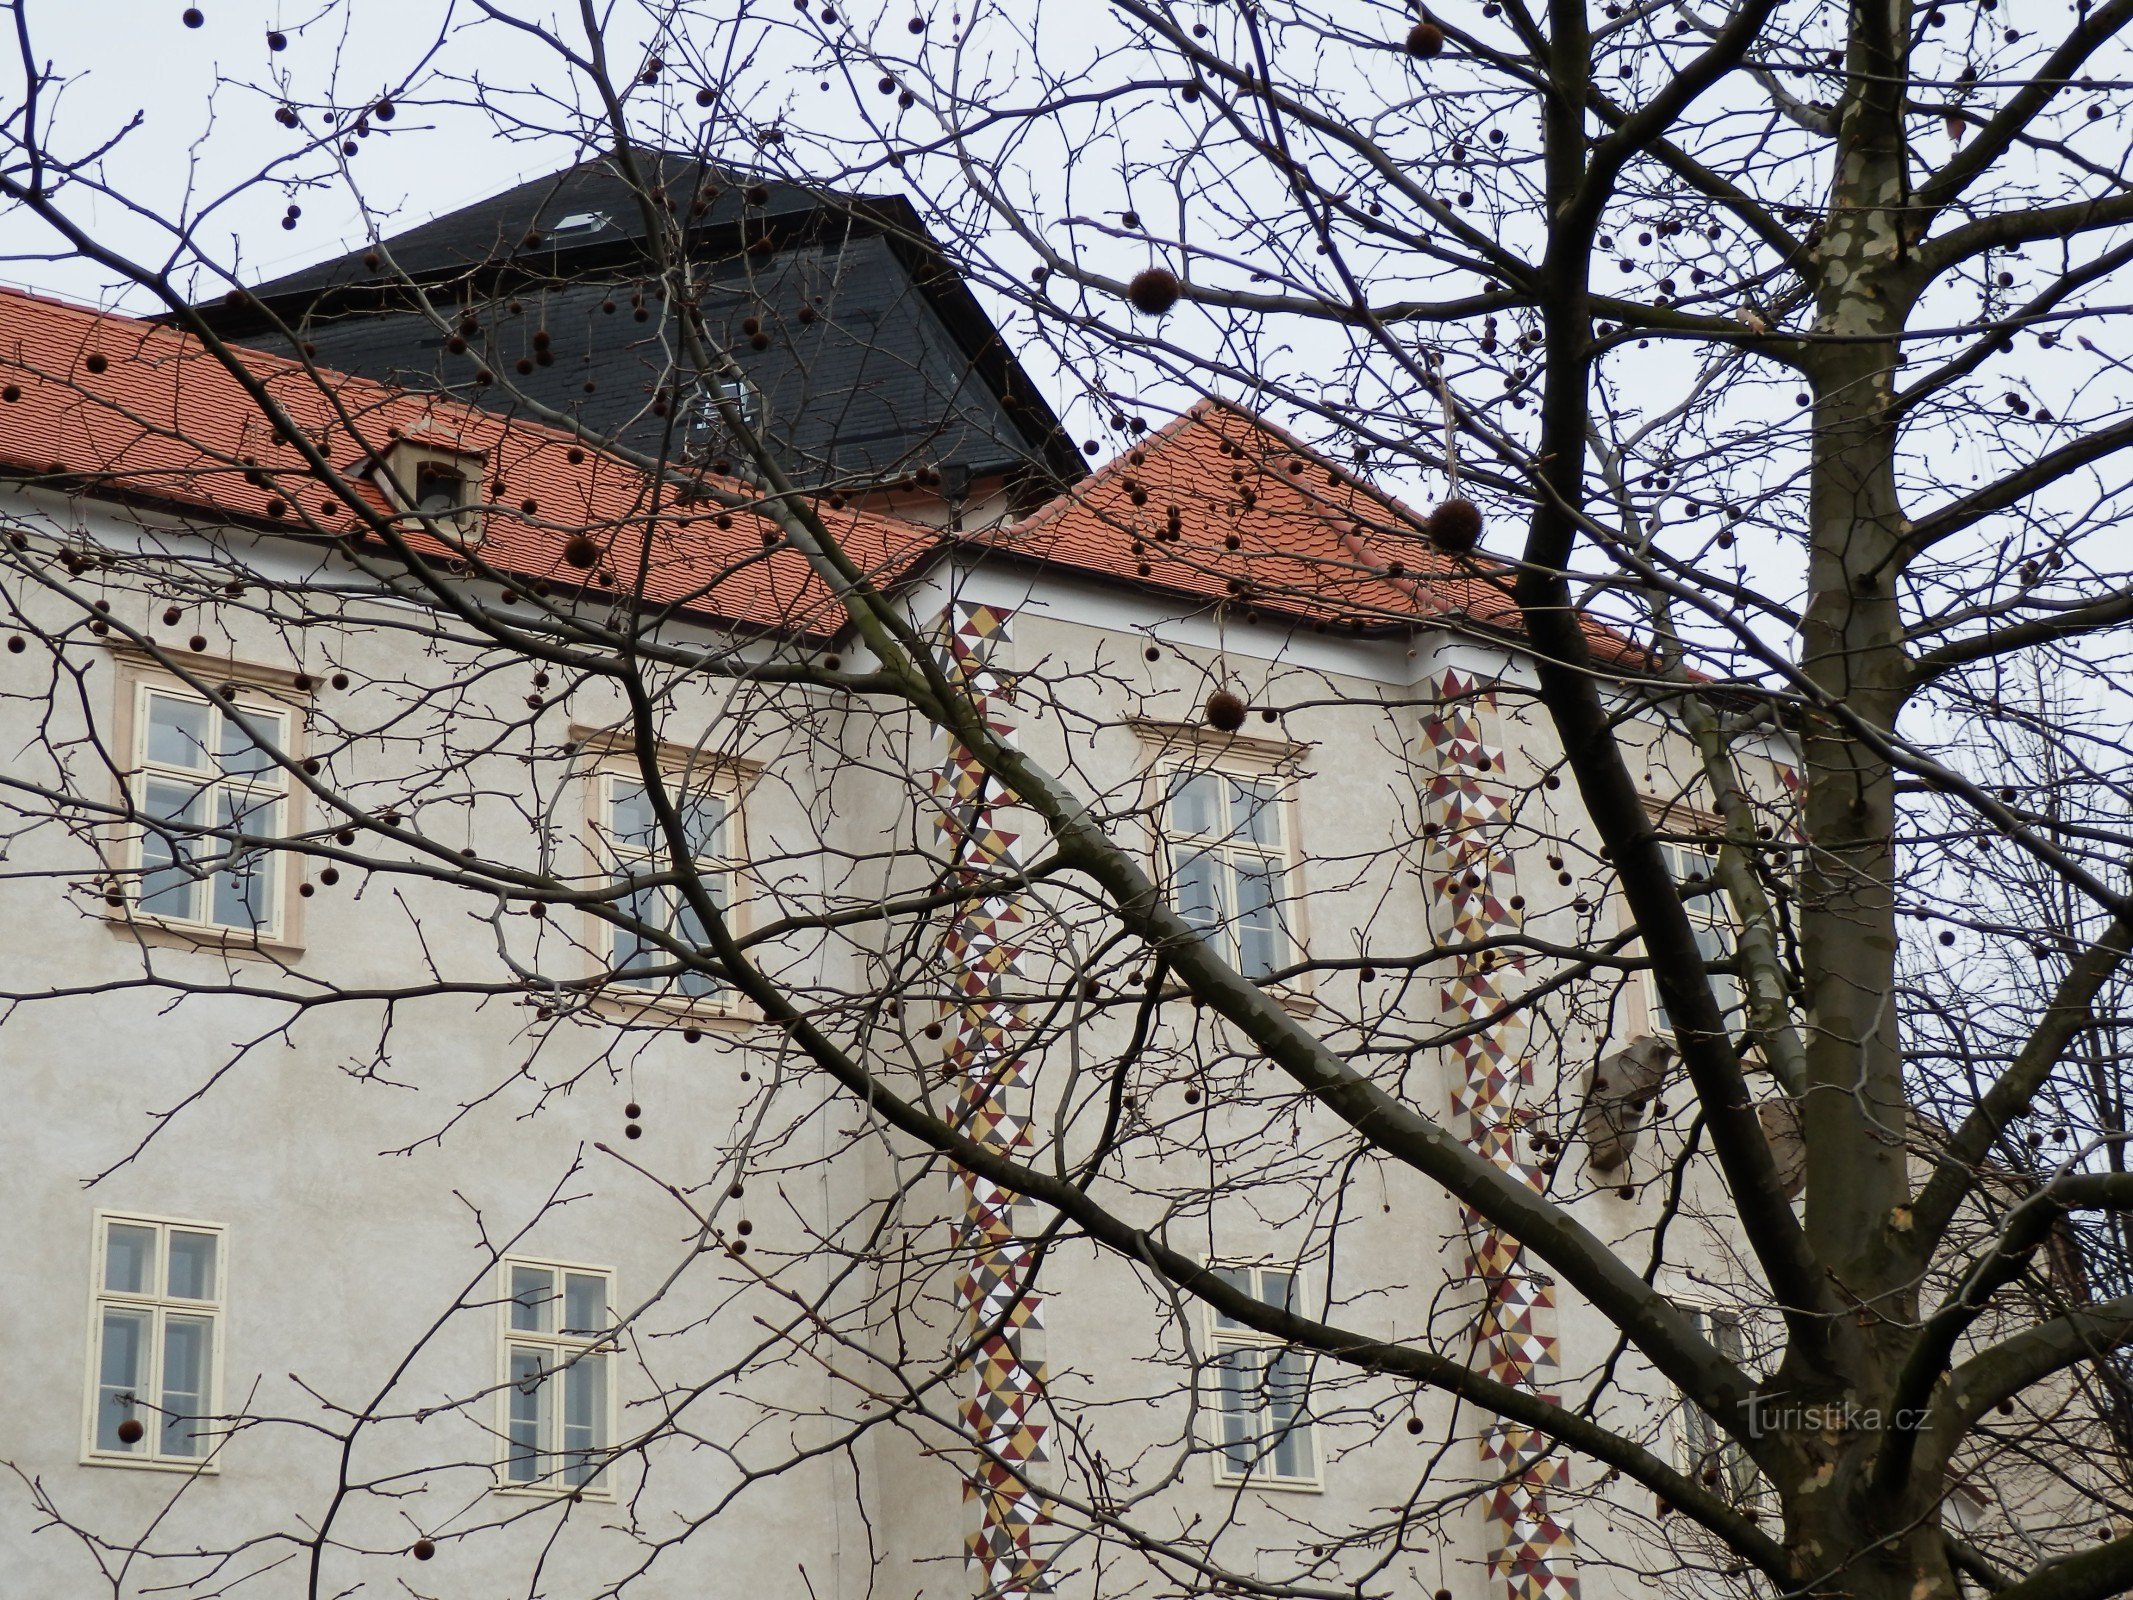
562 1354 607 1485
673 890 719 997
144 694 212 770
1172 848 1225 933
1167 772 1220 839
1267 1348 1313 1480
510 1266 554 1333
140 780 205 920
96 1308 150 1451
679 789 727 862
1211 1267 1252 1329
160 1315 213 1457
507 1347 547 1481
217 708 284 777
1234 861 1282 979
563 1274 606 1336
1213 1347 1259 1473
166 1232 217 1300
104 1223 155 1294
211 792 279 931
1258 1271 1297 1314
1236 779 1280 847
613 887 665 987
608 780 657 853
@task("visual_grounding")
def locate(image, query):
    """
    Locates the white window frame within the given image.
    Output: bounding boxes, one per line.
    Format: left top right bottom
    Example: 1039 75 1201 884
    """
81 1211 226 1472
124 675 298 943
1155 751 1302 985
1644 833 1742 1040
589 757 746 1012
1204 1264 1321 1491
495 1256 620 1498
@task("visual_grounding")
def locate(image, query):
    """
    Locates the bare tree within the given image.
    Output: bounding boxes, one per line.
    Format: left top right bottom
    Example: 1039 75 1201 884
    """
2 4 2133 1600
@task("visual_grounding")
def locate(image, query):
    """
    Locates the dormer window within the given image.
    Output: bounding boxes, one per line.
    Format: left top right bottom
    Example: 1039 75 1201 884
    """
549 211 611 238
377 438 486 546
415 461 468 518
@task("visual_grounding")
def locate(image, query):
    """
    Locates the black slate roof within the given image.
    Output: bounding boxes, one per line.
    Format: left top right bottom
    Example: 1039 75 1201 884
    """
195 153 1082 494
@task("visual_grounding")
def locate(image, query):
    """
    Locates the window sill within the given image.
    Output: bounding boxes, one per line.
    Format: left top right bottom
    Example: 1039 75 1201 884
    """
493 1477 615 1502
1211 1470 1323 1495
99 908 303 963
586 990 760 1030
79 1450 221 1475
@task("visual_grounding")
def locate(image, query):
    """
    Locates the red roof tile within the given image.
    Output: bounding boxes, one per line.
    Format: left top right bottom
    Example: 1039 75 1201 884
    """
0 285 930 637
989 399 1653 669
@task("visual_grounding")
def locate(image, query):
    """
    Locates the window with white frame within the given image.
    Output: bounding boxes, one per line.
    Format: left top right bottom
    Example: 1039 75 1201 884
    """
1677 1304 1758 1503
596 769 735 999
1162 764 1294 981
87 1213 222 1465
1646 836 1742 1038
685 375 762 458
1207 1265 1317 1487
131 681 292 937
499 1258 615 1492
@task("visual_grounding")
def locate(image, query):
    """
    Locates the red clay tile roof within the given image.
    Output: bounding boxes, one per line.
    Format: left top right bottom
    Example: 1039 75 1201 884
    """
0 286 1649 668
0 284 928 637
988 399 1654 669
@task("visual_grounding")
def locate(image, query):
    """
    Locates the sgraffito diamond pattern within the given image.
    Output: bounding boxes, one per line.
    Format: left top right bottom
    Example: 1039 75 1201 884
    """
1422 671 1580 1600
934 601 1049 1598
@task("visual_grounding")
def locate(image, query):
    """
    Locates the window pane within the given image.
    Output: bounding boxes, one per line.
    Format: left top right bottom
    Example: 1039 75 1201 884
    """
1267 1348 1313 1480
510 1266 554 1333
1172 848 1225 933
139 779 205 920
1213 1347 1259 1474
1234 779 1280 847
507 1346 547 1481
678 789 727 863
1211 1267 1252 1330
144 694 212 770
1234 860 1282 979
673 886 721 997
613 886 667 987
166 1232 217 1300
1166 772 1220 839
104 1223 155 1294
1257 1270 1297 1315
96 1308 150 1451
562 1354 607 1486
608 780 657 853
563 1274 606 1336
160 1315 213 1457
217 708 284 777
211 791 279 931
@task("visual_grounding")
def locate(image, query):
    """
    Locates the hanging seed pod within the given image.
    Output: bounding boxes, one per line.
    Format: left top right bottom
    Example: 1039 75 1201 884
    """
117 1418 145 1443
563 534 601 568
84 353 108 375
412 1539 435 1560
624 1102 641 1119
1405 20 1445 56
1426 497 1483 553
181 7 204 26
266 28 286 48
1203 688 1247 732
1126 267 1181 316
624 1122 642 1140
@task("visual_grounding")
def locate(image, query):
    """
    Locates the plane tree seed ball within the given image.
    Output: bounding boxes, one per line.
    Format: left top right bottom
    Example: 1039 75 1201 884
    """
1204 689 1247 732
1405 20 1445 56
1126 268 1182 316
1426 496 1484 553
